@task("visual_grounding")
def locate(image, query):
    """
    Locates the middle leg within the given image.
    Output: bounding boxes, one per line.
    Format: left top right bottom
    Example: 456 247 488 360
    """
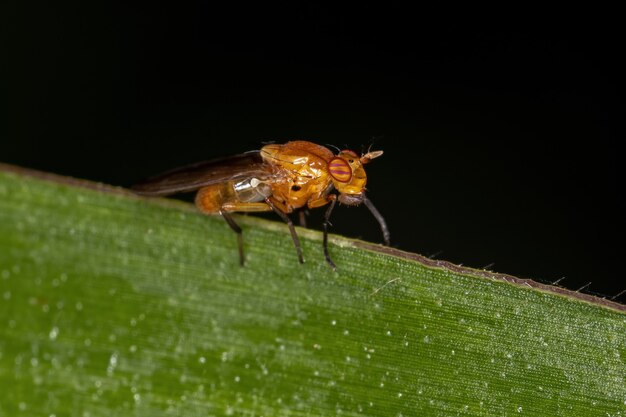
265 198 304 264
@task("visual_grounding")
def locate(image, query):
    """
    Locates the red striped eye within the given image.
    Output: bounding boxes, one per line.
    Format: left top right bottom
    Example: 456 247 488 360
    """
328 157 352 182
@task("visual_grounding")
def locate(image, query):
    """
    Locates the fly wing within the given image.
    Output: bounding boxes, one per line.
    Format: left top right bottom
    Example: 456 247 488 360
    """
132 151 273 196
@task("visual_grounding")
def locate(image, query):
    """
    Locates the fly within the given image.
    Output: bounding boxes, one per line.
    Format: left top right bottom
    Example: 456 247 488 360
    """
132 140 389 269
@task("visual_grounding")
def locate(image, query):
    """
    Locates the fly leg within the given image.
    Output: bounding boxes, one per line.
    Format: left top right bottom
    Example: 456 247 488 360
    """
307 194 337 269
220 210 245 266
265 198 304 264
322 195 338 270
363 196 391 245
215 201 272 266
298 209 309 228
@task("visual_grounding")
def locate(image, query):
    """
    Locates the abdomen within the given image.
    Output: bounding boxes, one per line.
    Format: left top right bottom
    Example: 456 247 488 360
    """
195 183 235 214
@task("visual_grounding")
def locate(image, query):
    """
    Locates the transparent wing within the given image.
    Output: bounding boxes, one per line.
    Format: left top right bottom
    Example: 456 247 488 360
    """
132 151 274 196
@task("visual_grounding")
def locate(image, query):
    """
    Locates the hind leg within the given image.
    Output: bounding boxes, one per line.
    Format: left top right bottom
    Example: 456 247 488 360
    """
219 202 272 265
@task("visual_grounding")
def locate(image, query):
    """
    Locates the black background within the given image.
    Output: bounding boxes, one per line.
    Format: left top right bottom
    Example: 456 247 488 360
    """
3 4 622 299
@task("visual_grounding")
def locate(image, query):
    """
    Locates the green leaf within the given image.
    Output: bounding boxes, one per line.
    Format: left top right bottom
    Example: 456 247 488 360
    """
1 164 625 416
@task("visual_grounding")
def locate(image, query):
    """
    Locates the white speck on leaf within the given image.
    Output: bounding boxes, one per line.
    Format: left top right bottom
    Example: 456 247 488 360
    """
49 327 59 340
107 352 119 375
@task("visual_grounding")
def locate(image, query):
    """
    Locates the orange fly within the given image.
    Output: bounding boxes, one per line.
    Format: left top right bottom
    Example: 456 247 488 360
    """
132 140 389 268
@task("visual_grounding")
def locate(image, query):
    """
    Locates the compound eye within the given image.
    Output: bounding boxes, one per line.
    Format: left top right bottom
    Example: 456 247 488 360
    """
328 157 352 182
